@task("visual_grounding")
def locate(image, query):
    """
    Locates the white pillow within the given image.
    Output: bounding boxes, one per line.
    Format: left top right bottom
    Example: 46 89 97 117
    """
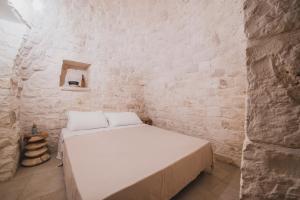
104 112 143 127
67 111 108 131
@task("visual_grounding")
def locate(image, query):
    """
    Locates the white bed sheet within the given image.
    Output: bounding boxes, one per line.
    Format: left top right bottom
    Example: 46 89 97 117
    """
63 125 213 200
56 124 146 159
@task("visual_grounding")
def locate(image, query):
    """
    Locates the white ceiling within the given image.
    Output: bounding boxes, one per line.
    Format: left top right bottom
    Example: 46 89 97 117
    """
0 0 22 23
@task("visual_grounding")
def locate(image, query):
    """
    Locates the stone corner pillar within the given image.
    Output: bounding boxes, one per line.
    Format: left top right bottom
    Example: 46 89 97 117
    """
0 119 20 181
241 0 300 199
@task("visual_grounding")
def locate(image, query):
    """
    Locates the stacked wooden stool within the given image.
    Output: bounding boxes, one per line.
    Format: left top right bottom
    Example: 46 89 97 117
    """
22 132 51 167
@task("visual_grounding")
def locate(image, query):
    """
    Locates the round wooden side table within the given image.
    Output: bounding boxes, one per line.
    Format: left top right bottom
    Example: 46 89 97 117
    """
21 132 51 167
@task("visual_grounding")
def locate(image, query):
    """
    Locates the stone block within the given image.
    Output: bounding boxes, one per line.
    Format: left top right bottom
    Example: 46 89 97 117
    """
0 15 26 182
244 0 300 39
0 143 19 181
0 113 11 127
0 128 20 145
241 141 300 200
246 31 300 148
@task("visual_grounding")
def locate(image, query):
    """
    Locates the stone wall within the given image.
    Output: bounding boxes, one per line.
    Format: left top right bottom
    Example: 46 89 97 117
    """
0 19 26 181
143 0 247 166
11 0 247 166
14 0 146 150
241 0 300 199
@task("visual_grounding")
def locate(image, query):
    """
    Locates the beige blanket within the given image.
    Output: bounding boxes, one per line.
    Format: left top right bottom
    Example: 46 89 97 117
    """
63 125 213 200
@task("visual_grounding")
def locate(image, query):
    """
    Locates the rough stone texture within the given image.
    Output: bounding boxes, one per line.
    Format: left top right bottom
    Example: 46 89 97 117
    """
241 0 300 199
246 32 300 148
0 19 26 181
241 141 300 200
8 0 247 166
244 0 300 40
142 0 246 166
13 0 146 150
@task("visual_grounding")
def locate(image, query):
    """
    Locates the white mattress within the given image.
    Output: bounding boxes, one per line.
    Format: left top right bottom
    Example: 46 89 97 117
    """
63 125 213 200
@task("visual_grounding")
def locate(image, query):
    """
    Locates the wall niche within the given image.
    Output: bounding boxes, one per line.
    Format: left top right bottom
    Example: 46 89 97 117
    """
59 60 91 91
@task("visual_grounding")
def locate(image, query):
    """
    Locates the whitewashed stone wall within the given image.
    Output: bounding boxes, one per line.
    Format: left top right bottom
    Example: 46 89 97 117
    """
11 0 247 166
241 0 300 199
0 19 26 181
14 0 146 150
142 0 247 166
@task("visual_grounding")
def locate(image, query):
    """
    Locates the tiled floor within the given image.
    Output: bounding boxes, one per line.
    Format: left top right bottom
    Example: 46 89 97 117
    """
173 161 241 200
0 156 240 200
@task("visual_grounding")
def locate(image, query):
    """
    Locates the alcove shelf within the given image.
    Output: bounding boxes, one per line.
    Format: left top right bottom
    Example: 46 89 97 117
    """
59 60 91 92
61 87 91 92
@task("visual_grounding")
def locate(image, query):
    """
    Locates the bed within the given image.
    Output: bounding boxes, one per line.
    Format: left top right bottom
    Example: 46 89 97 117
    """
62 124 213 200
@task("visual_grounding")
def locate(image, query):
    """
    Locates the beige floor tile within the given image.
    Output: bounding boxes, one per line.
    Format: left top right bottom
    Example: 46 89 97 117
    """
173 174 219 200
16 157 62 178
173 161 240 200
0 174 32 200
212 180 238 197
39 188 67 200
0 190 21 200
225 171 241 190
213 161 237 181
1 156 240 200
18 167 65 200
174 187 218 200
216 186 240 200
